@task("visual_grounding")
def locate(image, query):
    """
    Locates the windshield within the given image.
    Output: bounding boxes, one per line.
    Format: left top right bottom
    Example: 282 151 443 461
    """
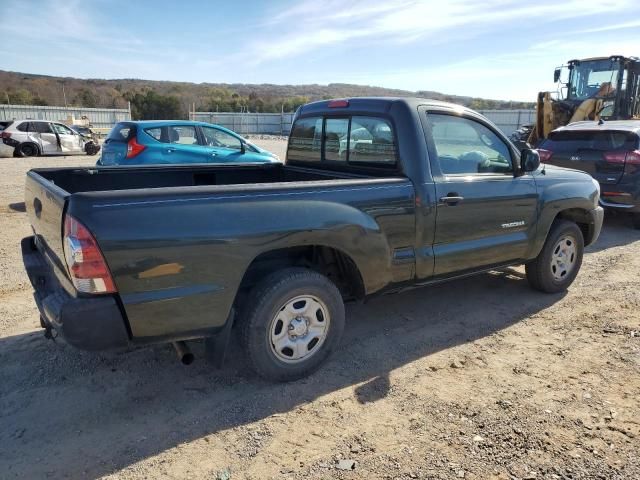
567 58 621 101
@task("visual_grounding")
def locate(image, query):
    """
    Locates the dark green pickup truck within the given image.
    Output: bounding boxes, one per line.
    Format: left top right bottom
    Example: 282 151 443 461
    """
22 98 603 381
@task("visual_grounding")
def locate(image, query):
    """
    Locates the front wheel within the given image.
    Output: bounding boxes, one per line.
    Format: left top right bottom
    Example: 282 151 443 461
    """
16 143 39 157
632 213 640 230
239 268 345 382
85 143 100 156
526 220 584 293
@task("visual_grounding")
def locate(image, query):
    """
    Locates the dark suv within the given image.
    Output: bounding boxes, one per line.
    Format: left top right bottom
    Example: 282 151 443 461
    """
538 121 640 229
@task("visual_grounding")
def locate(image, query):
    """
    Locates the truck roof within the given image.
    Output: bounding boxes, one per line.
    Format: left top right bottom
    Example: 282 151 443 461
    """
297 97 478 116
557 120 640 133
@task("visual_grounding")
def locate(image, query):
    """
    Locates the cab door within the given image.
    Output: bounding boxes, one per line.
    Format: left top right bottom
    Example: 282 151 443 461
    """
52 123 84 153
423 110 539 276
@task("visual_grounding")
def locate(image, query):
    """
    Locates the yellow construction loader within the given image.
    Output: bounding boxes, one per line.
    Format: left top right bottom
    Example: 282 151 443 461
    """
512 55 640 147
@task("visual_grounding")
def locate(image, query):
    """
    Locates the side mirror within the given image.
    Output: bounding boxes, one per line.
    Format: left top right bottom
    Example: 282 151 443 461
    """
240 141 246 154
553 67 561 83
521 148 541 172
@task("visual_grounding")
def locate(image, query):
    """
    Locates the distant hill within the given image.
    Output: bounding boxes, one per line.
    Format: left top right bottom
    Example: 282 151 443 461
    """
0 70 534 119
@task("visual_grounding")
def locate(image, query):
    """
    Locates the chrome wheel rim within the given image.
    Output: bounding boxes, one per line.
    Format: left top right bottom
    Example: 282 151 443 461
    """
550 234 577 281
269 295 330 364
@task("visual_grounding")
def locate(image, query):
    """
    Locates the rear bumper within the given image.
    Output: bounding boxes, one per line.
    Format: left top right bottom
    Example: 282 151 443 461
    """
22 236 130 351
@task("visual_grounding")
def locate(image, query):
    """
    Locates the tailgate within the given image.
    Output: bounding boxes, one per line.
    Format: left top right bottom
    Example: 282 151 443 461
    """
25 170 69 273
542 130 637 185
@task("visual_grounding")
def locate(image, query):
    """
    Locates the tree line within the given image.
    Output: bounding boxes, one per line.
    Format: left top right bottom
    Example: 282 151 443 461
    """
0 70 534 120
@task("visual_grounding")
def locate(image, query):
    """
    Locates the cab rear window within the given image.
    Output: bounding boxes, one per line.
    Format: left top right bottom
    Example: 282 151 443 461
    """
288 115 397 168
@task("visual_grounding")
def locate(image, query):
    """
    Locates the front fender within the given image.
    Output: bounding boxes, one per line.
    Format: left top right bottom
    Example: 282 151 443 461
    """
527 169 600 259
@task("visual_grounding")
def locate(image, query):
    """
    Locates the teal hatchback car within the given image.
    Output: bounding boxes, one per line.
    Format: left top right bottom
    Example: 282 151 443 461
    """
98 120 279 166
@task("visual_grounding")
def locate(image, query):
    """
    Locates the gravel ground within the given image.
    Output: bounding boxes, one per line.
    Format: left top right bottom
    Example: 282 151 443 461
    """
0 141 639 479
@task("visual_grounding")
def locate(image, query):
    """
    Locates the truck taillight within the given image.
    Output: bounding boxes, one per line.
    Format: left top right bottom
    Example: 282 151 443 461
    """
63 215 116 294
126 136 145 158
0 131 11 139
537 148 553 162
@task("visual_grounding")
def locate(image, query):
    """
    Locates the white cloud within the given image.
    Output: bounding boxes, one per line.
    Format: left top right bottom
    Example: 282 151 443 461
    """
575 19 640 34
248 0 635 62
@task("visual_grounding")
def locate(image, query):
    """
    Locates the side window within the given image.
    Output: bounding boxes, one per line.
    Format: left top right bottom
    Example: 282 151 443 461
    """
426 114 512 175
201 126 242 150
349 116 397 166
17 122 29 132
169 125 198 145
145 127 163 142
288 116 322 162
107 124 133 142
324 118 349 162
52 123 74 135
31 122 53 134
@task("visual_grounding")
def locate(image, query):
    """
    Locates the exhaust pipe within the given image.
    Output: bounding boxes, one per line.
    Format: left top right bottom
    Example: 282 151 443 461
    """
173 341 194 365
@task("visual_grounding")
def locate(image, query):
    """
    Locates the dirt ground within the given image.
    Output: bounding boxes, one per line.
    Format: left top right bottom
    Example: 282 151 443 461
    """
1 140 639 480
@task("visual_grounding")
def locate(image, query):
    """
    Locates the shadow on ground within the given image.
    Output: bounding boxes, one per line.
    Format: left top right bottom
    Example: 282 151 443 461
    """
0 268 566 478
5 202 26 213
587 210 640 253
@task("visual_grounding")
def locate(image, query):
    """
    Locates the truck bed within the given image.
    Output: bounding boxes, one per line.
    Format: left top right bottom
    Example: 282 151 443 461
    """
25 162 415 343
34 163 366 194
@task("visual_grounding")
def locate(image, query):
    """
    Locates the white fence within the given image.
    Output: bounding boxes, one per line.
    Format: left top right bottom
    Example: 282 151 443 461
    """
190 111 295 136
1 105 534 137
477 109 536 135
191 109 535 137
0 104 131 131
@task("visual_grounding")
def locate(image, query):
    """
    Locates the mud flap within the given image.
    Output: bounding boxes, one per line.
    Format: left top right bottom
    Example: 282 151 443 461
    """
205 307 235 368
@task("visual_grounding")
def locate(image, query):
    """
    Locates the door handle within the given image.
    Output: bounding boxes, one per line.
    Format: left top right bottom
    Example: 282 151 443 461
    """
165 148 175 153
210 152 217 156
439 194 464 205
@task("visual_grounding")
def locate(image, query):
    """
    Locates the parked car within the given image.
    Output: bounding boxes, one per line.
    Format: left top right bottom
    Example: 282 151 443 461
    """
67 124 101 155
98 120 280 165
538 120 640 229
0 119 100 157
22 98 602 382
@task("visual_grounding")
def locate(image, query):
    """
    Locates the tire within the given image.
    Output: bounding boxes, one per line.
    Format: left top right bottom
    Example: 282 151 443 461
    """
16 143 39 157
85 143 99 156
526 220 584 293
239 267 345 382
632 213 640 230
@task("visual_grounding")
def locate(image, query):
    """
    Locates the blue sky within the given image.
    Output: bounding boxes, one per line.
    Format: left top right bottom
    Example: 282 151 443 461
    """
1 0 639 101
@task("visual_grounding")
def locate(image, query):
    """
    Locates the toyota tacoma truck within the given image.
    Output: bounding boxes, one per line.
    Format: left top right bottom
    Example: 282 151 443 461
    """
22 98 603 381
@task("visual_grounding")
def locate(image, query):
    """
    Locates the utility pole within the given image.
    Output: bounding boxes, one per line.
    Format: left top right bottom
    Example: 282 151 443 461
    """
62 82 68 109
5 91 10 105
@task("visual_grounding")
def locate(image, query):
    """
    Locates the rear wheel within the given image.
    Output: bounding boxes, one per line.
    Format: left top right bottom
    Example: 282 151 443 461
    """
239 267 345 382
526 220 584 293
17 143 39 157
